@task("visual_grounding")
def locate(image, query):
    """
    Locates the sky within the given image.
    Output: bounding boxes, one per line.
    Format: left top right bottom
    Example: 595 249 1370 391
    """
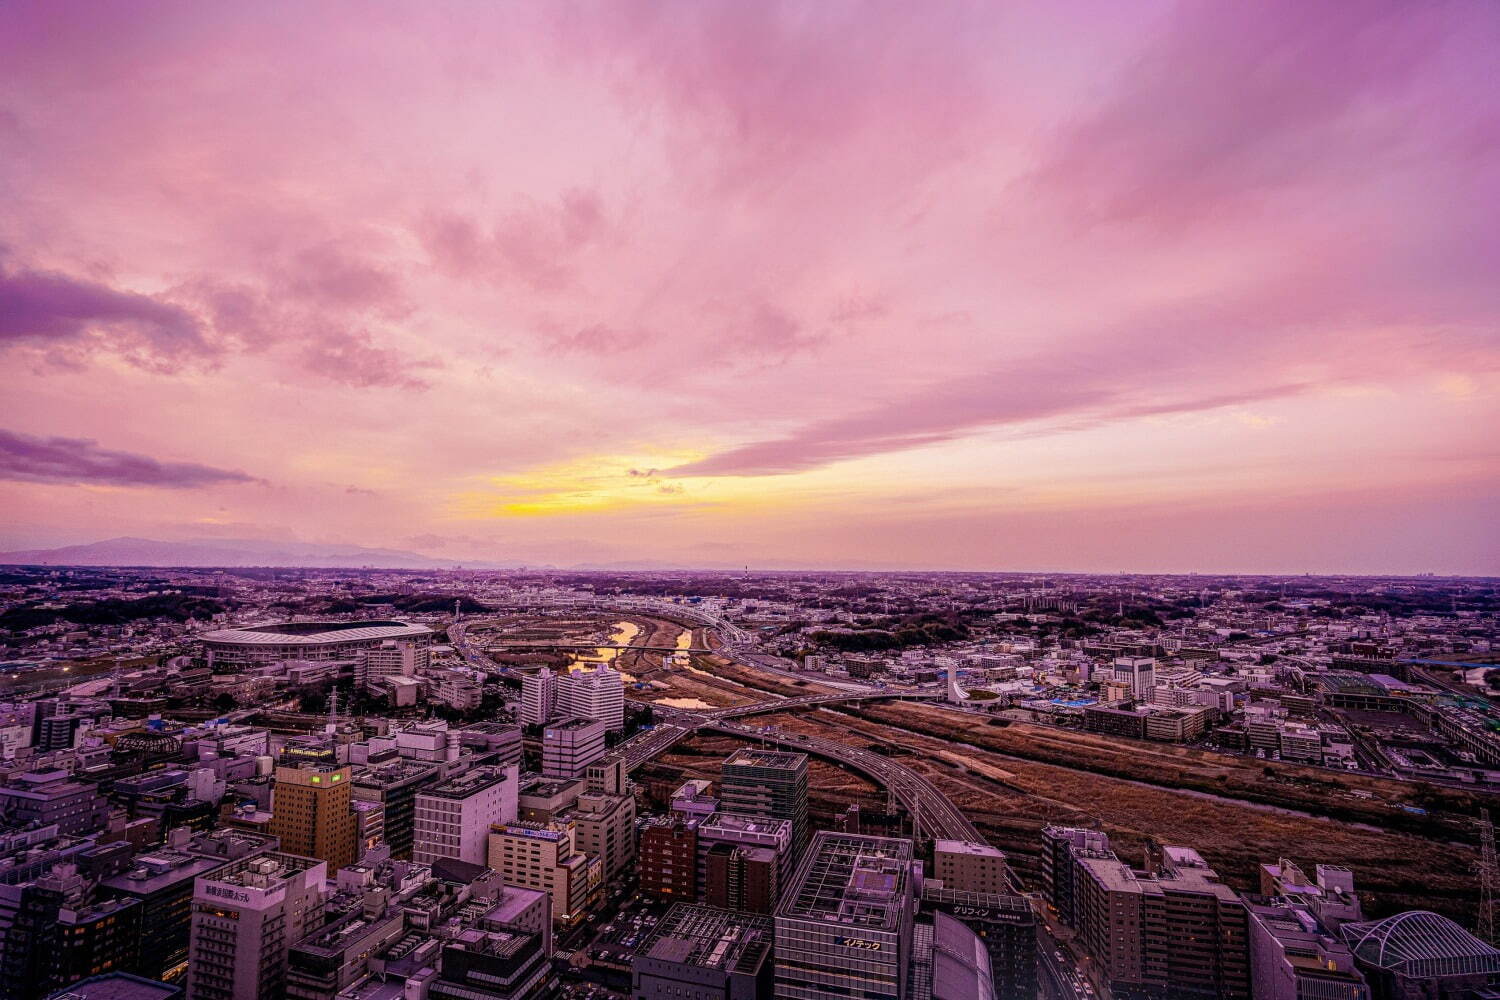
1 0 1497 574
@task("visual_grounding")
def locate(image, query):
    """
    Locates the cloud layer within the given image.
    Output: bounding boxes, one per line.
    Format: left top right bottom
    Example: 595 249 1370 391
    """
0 429 259 488
0 0 1495 571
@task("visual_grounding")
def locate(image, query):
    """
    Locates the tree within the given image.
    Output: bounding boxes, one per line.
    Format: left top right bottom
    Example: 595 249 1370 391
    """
212 693 237 715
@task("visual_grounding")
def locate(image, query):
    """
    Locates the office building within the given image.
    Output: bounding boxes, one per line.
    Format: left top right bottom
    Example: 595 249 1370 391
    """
702 842 778 914
267 764 360 873
0 769 110 835
541 718 606 779
923 885 1037 1000
460 722 525 766
352 758 441 860
719 749 809 859
1048 832 1251 999
558 665 625 732
519 668 556 727
774 833 915 1000
433 927 550 1000
355 638 430 690
0 877 141 1000
413 764 519 866
933 839 1012 895
697 812 793 894
186 853 327 1000
1248 900 1369 1000
487 822 602 928
1113 657 1157 699
586 758 627 796
286 895 405 1000
910 911 997 1000
570 790 637 880
632 904 773 1000
640 815 699 903
97 829 279 983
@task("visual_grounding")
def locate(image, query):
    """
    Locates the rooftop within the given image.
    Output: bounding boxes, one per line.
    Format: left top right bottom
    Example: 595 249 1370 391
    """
723 749 807 771
780 832 912 930
1342 910 1500 979
201 620 432 645
638 904 772 974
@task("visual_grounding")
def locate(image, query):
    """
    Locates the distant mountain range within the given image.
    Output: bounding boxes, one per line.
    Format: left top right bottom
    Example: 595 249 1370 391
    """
0 536 521 570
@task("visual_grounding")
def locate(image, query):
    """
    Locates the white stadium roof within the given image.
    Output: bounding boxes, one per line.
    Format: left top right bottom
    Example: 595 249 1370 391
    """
200 620 433 645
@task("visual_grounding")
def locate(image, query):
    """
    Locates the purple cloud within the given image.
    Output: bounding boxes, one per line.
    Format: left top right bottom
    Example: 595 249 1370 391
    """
0 264 216 369
0 428 260 488
297 328 438 390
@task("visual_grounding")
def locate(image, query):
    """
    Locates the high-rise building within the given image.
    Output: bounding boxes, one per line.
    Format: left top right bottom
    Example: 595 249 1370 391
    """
1040 826 1110 930
97 828 279 983
910 911 998 1000
351 758 441 860
267 764 359 873
569 790 636 880
1113 657 1157 699
933 839 1012 896
774 832 915 1000
519 669 556 727
0 874 142 1000
355 639 430 691
286 895 405 1000
413 764 519 866
486 822 603 928
186 853 327 1000
639 815 699 903
702 842 778 914
696 812 793 894
557 665 625 732
632 904 774 1000
431 927 551 1000
1248 900 1369 1000
719 749 808 859
1046 830 1251 999
922 884 1037 1000
541 718 606 779
585 758 626 796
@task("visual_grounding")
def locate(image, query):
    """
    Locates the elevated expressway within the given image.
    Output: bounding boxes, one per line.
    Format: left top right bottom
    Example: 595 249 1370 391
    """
452 605 980 842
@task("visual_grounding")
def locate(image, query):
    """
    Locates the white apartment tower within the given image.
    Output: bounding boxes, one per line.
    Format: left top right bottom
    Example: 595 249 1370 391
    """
520 668 557 727
558 664 625 732
356 639 430 690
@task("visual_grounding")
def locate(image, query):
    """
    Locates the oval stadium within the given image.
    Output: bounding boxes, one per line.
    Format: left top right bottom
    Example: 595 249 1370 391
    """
199 620 433 667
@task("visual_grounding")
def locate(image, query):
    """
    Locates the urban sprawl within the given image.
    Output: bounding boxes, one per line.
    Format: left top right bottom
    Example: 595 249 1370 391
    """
0 566 1496 1000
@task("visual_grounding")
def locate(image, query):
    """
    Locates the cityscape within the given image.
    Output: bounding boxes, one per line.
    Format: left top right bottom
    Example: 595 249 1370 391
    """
0 567 1496 999
2 2 1499 1000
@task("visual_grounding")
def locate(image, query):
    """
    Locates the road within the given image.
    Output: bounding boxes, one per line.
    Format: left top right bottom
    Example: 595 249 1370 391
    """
452 601 1094 989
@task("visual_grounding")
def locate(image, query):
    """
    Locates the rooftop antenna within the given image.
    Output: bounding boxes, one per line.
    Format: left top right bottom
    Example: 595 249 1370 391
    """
328 688 339 733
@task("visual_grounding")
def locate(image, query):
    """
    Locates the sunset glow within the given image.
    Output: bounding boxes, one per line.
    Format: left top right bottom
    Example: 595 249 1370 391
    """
2 1 1496 572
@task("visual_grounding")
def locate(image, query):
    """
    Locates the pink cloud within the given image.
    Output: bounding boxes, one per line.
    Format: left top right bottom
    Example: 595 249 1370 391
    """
0 0 1495 570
